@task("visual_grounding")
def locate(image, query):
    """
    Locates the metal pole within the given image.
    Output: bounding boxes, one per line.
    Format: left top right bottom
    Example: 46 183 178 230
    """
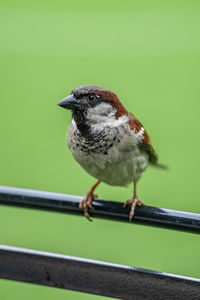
0 245 199 300
0 185 200 233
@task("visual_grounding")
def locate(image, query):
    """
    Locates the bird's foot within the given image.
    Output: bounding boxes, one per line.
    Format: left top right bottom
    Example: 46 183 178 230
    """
123 197 145 221
79 189 98 221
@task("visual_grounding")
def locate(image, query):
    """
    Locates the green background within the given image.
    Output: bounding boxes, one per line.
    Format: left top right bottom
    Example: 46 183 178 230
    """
0 0 200 299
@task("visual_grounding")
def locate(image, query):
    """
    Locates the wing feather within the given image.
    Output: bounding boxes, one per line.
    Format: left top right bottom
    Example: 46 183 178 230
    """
129 113 158 165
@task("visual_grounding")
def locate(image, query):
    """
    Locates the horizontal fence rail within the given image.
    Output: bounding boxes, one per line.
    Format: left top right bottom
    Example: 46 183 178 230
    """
0 186 200 233
0 245 200 300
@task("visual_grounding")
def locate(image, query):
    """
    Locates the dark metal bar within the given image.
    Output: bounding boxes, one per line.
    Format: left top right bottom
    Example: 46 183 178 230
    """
0 245 199 300
0 186 200 233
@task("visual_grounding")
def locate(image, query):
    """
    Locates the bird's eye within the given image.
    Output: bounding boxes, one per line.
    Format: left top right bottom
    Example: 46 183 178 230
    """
88 94 95 101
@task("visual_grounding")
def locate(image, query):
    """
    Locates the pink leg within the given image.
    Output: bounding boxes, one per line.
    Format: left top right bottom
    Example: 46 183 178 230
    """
123 182 145 221
79 180 101 221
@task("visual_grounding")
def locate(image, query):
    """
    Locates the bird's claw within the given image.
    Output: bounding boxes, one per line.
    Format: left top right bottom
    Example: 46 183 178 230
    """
84 211 93 222
79 191 98 221
123 199 132 208
123 197 145 221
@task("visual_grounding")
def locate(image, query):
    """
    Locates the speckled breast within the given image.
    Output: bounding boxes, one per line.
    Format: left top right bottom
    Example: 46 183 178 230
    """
67 121 149 186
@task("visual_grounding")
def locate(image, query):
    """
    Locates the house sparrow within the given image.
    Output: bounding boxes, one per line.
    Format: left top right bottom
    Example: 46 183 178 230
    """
58 85 164 221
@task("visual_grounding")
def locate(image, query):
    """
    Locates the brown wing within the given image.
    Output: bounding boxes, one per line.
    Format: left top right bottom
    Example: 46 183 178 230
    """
129 113 158 164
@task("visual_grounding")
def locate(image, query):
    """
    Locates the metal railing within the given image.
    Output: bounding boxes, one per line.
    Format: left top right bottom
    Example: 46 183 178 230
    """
0 185 200 299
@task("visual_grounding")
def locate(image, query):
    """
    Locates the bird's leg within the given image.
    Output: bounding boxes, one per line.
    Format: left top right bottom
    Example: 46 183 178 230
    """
79 180 101 221
123 182 145 221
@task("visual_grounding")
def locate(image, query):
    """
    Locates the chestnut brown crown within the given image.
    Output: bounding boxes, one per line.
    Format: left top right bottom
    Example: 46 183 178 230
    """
72 85 128 117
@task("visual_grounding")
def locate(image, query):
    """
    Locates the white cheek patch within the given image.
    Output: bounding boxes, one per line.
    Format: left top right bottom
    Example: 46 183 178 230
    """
92 102 115 117
87 102 116 122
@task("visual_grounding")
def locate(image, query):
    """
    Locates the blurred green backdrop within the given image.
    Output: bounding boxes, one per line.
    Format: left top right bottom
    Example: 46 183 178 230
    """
0 0 200 299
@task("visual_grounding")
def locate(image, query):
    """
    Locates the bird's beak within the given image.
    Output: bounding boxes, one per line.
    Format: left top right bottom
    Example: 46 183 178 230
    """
57 94 80 110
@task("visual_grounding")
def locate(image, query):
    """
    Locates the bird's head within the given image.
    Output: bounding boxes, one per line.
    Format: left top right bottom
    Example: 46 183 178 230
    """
58 85 128 124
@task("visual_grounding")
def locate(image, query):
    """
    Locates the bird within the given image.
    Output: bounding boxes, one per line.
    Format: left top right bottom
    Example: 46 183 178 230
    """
58 85 164 221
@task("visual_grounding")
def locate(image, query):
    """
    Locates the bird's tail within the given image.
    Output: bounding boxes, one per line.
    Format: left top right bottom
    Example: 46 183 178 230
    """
153 162 168 170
